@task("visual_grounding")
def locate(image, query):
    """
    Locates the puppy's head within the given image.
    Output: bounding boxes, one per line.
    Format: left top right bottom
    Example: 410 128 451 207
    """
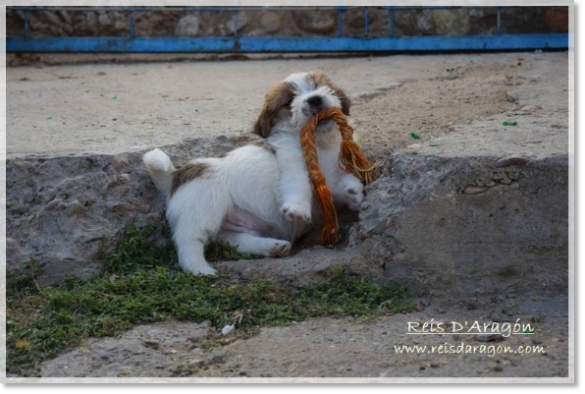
253 70 351 138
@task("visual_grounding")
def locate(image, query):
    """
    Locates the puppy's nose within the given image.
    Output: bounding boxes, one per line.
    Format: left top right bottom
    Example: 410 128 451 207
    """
307 95 323 108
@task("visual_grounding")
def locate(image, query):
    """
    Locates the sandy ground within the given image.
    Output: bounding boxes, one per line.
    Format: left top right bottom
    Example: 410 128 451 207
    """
7 52 567 159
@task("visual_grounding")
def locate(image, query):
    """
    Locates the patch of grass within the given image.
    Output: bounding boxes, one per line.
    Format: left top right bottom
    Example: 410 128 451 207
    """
7 224 413 377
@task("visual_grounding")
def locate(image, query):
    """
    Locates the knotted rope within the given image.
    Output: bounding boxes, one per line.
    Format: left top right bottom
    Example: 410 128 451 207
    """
300 107 379 245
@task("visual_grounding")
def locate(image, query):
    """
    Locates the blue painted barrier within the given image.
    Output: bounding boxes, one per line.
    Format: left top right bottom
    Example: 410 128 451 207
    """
6 6 569 53
7 34 569 53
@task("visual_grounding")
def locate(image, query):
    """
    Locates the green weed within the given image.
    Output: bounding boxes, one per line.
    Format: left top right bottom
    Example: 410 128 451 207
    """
6 224 413 376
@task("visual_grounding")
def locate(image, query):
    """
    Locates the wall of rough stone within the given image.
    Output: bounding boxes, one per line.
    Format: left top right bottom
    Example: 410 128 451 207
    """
7 7 569 39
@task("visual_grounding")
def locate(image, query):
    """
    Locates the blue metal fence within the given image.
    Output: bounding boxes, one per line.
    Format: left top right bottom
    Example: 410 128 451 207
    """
7 6 570 53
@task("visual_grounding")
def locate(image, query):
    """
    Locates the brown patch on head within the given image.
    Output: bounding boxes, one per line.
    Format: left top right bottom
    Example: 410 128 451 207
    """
171 162 211 195
253 81 295 138
309 70 351 115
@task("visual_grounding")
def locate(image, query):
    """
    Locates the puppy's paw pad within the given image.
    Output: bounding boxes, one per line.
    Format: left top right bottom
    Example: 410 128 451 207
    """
269 241 292 257
281 203 312 223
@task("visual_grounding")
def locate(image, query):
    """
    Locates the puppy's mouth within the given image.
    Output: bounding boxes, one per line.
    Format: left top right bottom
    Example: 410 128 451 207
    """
316 119 335 132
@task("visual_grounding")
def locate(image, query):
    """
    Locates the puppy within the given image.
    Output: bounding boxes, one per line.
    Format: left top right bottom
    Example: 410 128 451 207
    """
143 71 365 276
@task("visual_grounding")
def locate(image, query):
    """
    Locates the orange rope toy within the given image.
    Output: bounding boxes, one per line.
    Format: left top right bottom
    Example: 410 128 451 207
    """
300 107 379 245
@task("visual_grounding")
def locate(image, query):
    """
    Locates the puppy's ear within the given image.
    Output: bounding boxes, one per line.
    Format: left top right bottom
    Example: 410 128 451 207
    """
335 87 351 116
253 81 294 138
253 104 272 138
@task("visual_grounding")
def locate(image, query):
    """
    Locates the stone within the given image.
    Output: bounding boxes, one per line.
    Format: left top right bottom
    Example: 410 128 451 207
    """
112 154 130 172
65 200 86 217
394 9 436 36
495 157 529 168
292 11 337 34
175 14 200 37
312 261 330 272
475 334 505 343
489 312 502 322
463 186 487 195
259 12 282 34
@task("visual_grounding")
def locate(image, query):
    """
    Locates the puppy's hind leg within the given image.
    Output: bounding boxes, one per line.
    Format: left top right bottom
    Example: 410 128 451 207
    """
173 228 217 276
218 231 292 257
167 180 230 276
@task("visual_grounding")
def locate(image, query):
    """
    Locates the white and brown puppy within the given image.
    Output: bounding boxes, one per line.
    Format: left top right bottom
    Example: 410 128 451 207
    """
143 71 365 276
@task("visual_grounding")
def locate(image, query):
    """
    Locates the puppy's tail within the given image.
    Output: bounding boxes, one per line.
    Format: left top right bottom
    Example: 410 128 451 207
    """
143 148 175 198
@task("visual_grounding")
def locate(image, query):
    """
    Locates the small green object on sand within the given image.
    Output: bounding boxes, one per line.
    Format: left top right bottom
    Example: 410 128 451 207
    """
410 132 421 139
502 120 518 126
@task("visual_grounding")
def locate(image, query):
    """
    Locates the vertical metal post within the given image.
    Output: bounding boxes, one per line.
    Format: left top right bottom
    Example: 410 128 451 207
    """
23 10 29 37
129 11 135 37
337 9 343 37
496 6 502 35
364 7 369 36
233 11 239 36
389 8 395 37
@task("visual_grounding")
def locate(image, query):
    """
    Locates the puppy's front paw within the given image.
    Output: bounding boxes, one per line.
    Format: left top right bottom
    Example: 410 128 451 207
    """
281 202 312 223
268 240 292 257
344 184 365 211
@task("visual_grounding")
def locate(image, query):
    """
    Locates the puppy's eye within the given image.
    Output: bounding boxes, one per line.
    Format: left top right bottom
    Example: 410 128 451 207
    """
286 97 294 106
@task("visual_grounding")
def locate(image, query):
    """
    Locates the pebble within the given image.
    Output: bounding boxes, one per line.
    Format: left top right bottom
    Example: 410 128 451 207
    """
463 186 487 195
475 334 505 343
113 154 130 172
430 362 439 368
489 312 502 322
495 157 529 168
313 261 331 272
45 199 61 210
65 200 86 217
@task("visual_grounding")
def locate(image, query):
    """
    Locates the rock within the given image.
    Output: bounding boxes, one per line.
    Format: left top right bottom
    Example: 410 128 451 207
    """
65 200 86 217
112 154 130 172
6 238 29 267
175 14 200 36
463 186 487 195
313 261 331 272
292 11 337 34
259 12 282 34
489 312 502 322
394 10 435 36
521 105 542 113
505 92 519 103
475 334 505 343
495 157 529 168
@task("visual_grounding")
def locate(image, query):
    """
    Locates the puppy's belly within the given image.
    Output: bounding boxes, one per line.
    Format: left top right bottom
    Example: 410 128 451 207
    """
221 206 265 235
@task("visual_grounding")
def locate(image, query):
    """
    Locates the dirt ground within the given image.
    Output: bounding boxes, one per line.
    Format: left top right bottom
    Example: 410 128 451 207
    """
7 52 553 160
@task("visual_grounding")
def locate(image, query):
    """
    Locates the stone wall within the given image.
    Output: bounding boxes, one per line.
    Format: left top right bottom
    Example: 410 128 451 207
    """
7 6 569 39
